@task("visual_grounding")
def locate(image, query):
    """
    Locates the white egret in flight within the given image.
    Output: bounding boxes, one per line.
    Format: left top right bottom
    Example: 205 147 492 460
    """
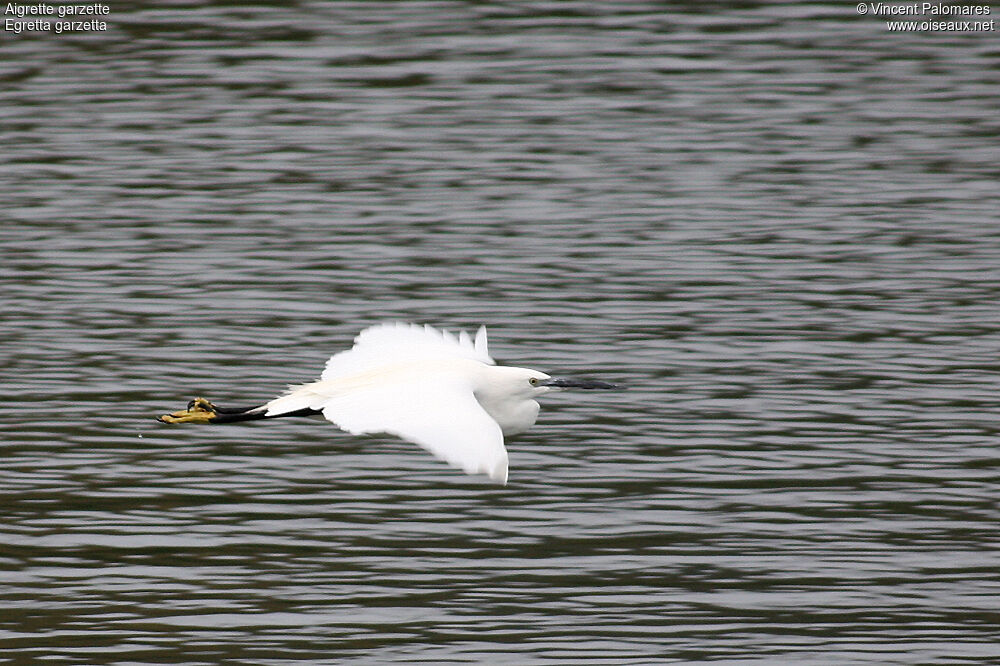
158 323 617 484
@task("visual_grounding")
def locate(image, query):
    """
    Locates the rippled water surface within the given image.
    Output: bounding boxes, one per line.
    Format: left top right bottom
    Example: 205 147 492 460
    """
2 2 1000 663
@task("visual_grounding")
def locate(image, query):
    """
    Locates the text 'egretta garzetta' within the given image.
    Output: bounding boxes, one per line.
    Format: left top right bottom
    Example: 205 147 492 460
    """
158 323 618 483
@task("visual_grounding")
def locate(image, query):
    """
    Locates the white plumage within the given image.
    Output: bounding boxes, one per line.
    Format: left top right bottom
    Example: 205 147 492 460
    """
160 322 616 484
264 323 545 484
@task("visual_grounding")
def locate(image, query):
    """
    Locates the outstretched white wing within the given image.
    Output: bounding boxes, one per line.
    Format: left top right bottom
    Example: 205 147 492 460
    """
263 323 507 483
317 378 508 484
321 323 493 381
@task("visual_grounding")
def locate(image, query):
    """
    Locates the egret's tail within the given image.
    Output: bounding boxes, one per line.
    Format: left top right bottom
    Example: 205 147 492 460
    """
157 397 319 424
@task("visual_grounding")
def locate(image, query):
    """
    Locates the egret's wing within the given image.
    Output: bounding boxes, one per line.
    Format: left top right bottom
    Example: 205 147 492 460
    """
317 379 508 484
262 322 506 482
321 323 493 382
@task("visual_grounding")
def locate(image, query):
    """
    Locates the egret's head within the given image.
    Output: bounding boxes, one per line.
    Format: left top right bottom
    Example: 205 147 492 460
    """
501 366 619 398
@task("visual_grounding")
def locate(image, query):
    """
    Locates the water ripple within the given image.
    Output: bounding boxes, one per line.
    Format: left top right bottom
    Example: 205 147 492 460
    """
3 1 1000 663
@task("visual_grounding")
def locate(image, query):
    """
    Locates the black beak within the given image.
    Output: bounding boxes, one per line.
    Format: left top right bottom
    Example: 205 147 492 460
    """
541 378 621 390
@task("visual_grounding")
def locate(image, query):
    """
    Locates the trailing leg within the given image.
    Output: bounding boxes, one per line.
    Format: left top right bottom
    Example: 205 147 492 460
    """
157 397 319 424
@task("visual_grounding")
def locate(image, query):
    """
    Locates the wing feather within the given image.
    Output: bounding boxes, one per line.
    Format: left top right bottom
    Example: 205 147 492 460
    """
318 378 508 483
321 323 493 382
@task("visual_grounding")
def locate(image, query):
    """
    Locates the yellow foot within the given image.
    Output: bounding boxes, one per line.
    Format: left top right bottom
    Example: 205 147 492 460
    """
158 397 219 424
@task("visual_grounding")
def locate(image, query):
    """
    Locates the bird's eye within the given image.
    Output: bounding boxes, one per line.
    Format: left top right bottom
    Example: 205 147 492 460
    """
529 377 539 386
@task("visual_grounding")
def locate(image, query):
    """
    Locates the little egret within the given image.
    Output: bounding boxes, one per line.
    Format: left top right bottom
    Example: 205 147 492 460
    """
158 323 617 483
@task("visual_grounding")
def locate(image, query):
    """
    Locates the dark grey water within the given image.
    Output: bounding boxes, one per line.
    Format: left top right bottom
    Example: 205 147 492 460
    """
2 2 1000 663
